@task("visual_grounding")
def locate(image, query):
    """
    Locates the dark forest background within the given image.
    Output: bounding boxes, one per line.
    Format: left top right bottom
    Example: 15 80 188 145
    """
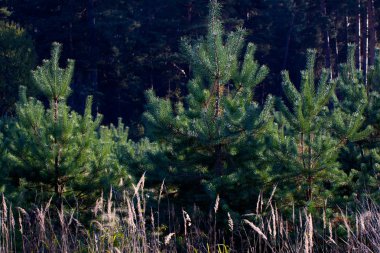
1 0 378 134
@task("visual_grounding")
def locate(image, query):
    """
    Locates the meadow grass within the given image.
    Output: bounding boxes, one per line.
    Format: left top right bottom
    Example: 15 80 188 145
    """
0 176 379 252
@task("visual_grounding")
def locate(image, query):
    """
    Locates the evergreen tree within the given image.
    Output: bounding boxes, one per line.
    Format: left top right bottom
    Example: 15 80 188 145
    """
337 45 380 200
363 47 380 198
269 48 371 210
96 118 158 186
0 21 35 116
143 0 273 212
334 44 370 194
5 43 127 204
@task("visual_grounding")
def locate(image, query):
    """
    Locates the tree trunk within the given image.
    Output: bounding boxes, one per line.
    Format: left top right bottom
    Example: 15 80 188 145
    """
53 98 62 204
187 1 193 23
368 0 376 66
320 0 332 78
307 134 313 202
214 80 223 119
54 156 62 200
214 144 223 176
345 15 349 61
356 0 362 70
282 14 295 70
87 0 98 94
333 18 339 78
213 78 223 175
362 1 368 85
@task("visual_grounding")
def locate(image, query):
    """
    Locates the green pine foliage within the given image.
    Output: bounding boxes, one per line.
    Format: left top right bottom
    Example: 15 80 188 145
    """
333 45 372 143
337 45 380 200
98 118 159 185
269 48 371 211
363 49 380 199
269 49 339 209
143 0 274 211
4 43 127 205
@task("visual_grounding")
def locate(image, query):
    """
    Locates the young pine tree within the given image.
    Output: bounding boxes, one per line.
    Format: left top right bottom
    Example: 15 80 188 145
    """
363 48 380 199
143 0 273 211
333 44 368 194
269 48 371 210
337 45 380 200
5 43 127 204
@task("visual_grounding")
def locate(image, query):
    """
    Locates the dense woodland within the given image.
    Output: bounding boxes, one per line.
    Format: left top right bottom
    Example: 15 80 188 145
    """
0 0 379 127
1 0 380 252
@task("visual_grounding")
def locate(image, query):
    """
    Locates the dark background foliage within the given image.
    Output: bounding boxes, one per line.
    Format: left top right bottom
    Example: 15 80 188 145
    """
2 0 378 134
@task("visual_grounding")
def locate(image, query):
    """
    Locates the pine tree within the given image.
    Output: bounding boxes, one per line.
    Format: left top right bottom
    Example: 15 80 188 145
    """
269 48 371 210
337 45 380 200
330 44 373 204
96 118 159 187
363 47 380 198
5 43 127 204
143 0 273 211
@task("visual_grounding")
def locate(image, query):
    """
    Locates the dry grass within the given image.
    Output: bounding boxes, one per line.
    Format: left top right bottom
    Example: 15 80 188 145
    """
1 179 380 252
